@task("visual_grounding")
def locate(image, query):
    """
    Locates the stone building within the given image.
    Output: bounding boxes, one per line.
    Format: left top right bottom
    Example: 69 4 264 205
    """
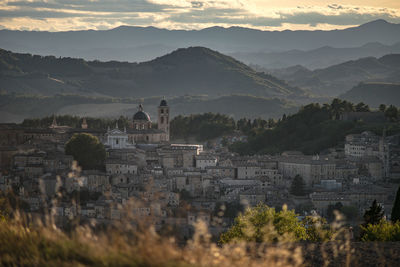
127 100 170 144
278 155 336 186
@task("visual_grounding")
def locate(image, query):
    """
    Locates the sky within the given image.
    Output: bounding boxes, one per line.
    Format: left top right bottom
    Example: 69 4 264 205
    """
0 0 399 31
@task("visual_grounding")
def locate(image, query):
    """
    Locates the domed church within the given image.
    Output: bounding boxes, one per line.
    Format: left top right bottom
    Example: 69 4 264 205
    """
127 100 170 143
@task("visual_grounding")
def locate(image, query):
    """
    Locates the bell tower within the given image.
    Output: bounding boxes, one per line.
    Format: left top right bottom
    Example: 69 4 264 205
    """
158 99 170 141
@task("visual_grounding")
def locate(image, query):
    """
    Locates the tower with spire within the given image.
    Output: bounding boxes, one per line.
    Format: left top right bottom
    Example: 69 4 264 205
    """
81 117 88 129
50 114 58 128
157 98 170 141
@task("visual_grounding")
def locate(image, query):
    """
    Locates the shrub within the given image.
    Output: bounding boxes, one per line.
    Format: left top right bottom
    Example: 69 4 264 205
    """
361 220 400 241
219 204 331 244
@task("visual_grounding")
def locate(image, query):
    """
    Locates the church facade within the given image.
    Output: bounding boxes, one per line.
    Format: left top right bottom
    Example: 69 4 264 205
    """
127 100 170 144
105 99 170 146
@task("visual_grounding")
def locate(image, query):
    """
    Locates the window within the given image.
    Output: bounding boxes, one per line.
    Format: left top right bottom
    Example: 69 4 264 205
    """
161 109 164 114
161 117 164 123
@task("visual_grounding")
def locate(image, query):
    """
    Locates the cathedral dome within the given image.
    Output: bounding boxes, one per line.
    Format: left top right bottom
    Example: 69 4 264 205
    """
133 104 151 121
160 99 168 106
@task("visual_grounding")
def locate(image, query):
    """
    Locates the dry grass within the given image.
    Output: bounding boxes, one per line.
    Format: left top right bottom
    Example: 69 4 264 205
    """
2 212 400 267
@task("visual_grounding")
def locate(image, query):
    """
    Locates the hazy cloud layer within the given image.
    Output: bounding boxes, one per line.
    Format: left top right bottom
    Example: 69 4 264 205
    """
0 0 399 31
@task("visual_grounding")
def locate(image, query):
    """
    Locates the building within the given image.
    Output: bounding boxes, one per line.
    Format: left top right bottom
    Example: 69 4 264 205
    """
158 99 170 141
195 154 217 169
104 123 134 149
344 131 381 158
278 155 336 186
127 101 170 144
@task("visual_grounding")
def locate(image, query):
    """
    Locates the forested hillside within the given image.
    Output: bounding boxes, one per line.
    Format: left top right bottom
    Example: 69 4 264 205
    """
0 47 303 98
340 82 400 107
268 54 400 96
230 99 400 155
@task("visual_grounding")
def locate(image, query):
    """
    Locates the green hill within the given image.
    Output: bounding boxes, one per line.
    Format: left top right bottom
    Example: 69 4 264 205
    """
0 47 304 98
268 54 400 97
340 82 400 107
230 100 400 155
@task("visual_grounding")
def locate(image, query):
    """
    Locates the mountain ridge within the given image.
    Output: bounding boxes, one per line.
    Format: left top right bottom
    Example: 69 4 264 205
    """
1 20 399 63
266 54 400 97
340 82 400 107
232 41 400 69
0 46 304 98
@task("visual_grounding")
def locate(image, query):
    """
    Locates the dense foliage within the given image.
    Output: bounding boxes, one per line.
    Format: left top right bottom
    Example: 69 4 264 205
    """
361 220 400 241
392 185 400 223
170 113 236 141
65 133 106 170
289 175 307 196
230 99 400 155
0 47 302 98
363 200 384 226
219 204 331 243
22 114 131 130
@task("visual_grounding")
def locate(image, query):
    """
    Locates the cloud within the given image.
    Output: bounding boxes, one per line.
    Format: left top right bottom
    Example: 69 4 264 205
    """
0 0 399 31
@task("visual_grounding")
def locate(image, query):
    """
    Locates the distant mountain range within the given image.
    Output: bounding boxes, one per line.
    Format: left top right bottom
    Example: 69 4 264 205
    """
0 47 304 99
232 42 400 70
340 82 400 107
267 54 400 96
1 20 400 63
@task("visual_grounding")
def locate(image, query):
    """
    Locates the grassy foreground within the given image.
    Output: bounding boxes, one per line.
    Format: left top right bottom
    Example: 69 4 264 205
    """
1 215 400 267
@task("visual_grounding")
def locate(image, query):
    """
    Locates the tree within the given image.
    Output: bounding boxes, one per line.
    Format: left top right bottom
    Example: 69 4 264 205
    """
219 204 308 243
361 220 400 241
327 202 343 221
363 200 384 226
290 175 307 196
385 105 398 122
379 104 387 113
302 216 332 242
65 133 106 170
355 102 370 112
391 185 400 222
330 98 344 120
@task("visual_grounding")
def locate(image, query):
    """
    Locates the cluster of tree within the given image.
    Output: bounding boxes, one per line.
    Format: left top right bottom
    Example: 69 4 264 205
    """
22 115 131 130
219 204 331 244
0 48 92 76
379 104 400 122
170 113 236 141
236 117 277 134
230 99 400 155
359 186 400 241
65 133 106 170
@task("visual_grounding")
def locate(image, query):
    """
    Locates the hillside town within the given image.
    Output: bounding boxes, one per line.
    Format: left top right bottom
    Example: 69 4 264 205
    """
1 99 400 240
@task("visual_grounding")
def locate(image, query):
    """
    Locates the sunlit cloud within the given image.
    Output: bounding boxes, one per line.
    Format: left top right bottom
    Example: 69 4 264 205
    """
0 0 399 31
